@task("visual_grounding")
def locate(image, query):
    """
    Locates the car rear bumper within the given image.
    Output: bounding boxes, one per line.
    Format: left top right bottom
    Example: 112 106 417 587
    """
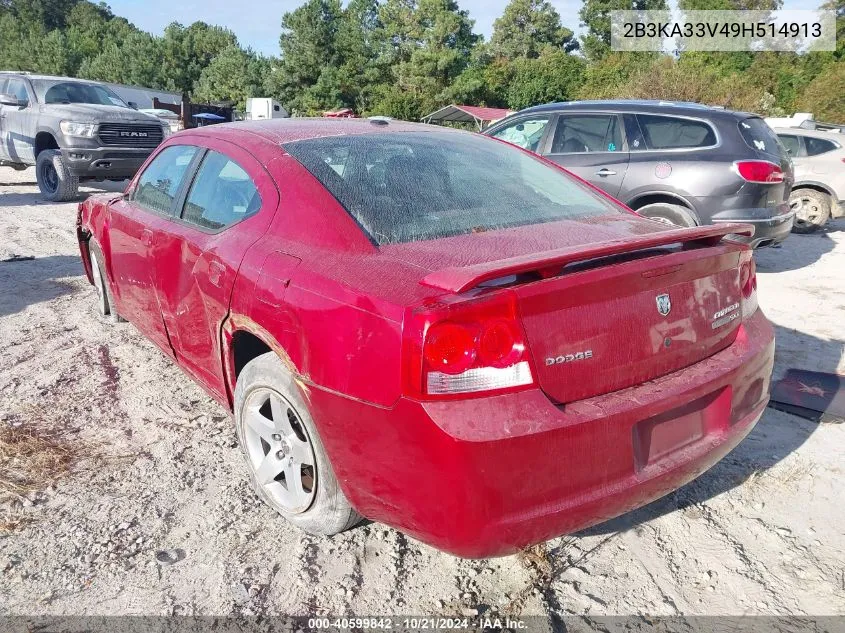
306 310 775 557
62 147 153 180
711 208 794 248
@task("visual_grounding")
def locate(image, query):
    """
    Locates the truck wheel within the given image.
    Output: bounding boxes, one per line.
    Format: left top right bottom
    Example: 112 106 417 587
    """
636 203 698 228
790 189 830 234
36 150 79 202
234 352 361 536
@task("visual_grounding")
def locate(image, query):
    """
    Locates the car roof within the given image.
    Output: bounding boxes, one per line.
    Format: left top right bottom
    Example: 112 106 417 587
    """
772 127 844 139
517 99 753 119
178 117 449 147
0 71 104 84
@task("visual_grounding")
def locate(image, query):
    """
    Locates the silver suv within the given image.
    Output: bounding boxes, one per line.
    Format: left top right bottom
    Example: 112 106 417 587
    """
0 72 169 201
775 127 845 233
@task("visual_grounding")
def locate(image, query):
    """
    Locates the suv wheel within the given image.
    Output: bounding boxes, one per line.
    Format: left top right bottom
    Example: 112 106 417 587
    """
234 352 361 536
636 203 697 228
790 189 831 234
36 150 79 202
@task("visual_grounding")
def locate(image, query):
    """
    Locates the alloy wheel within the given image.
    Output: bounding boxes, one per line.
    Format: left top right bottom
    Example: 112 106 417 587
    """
242 388 317 514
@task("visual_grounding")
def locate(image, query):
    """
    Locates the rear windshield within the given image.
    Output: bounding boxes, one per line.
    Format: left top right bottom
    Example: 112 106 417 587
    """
283 131 621 245
738 117 784 158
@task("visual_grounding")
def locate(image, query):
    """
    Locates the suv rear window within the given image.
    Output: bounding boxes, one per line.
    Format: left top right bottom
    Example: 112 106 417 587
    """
805 136 840 156
284 131 622 245
738 117 783 157
635 114 716 149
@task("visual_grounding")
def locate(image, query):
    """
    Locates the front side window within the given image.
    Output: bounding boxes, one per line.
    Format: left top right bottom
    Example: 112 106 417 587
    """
181 151 261 230
777 134 801 157
132 145 198 214
804 136 839 156
638 114 717 150
551 115 623 154
284 131 623 245
489 116 551 152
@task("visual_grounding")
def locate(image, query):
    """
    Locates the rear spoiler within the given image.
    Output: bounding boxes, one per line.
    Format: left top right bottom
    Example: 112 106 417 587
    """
420 223 754 294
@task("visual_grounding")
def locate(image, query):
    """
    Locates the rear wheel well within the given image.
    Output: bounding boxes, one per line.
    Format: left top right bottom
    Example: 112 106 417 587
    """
231 331 273 381
628 193 693 213
35 132 59 158
791 183 833 200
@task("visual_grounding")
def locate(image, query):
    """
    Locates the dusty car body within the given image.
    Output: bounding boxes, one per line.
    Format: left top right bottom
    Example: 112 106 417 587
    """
774 127 845 232
77 119 774 557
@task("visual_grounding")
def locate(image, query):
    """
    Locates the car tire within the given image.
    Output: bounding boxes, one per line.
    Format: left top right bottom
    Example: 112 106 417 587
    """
790 189 831 234
36 149 79 202
234 351 361 536
636 203 698 228
88 240 124 323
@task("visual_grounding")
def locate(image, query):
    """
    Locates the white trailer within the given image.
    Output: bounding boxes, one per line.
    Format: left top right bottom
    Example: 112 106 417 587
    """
245 98 288 121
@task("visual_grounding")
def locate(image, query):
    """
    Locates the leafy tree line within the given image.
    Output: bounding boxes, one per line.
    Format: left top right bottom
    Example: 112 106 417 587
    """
1 0 843 121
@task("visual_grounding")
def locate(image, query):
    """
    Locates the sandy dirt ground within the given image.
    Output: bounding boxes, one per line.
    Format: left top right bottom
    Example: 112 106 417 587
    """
1 165 843 618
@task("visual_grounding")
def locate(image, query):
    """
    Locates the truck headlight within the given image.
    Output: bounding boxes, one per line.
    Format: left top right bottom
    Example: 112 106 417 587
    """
60 121 96 138
161 123 172 138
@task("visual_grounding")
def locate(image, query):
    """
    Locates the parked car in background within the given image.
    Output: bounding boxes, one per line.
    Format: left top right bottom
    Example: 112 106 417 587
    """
774 127 845 233
140 108 182 134
0 71 169 201
485 100 795 248
78 118 773 557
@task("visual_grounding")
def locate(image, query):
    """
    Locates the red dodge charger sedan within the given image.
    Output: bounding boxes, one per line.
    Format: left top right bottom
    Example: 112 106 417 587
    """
77 118 774 557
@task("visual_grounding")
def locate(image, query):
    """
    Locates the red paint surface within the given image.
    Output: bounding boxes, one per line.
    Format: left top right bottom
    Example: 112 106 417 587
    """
77 119 775 557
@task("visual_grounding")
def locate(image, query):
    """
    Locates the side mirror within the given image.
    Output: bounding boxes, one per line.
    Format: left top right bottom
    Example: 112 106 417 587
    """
128 101 138 110
0 93 24 107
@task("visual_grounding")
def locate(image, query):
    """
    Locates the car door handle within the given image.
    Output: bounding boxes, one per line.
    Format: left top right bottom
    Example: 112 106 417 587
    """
595 168 617 177
208 261 225 288
141 229 153 247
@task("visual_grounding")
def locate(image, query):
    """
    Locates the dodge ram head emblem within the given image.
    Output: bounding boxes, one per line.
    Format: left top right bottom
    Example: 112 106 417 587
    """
656 293 671 316
119 130 148 137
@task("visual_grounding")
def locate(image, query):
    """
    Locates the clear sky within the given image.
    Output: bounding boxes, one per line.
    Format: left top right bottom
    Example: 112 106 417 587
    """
106 0 812 58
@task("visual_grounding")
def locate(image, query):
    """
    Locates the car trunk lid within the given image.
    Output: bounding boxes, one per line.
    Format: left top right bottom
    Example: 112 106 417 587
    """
420 223 753 404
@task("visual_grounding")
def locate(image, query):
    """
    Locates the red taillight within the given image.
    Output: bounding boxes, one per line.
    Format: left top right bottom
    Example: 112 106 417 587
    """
740 253 758 319
423 322 476 374
734 160 784 184
404 291 535 399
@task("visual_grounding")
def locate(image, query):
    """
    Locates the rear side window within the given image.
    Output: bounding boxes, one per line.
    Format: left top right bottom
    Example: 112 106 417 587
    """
284 131 622 245
738 117 783 157
805 136 840 156
5 78 30 104
777 134 801 157
132 145 197 214
623 114 647 151
636 114 716 149
181 151 261 231
550 115 622 153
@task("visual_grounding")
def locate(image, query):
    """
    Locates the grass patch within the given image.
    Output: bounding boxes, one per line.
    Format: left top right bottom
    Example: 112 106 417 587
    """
0 421 77 514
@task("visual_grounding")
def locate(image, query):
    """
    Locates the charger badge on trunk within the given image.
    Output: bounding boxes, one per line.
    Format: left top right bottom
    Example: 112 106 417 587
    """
656 293 672 317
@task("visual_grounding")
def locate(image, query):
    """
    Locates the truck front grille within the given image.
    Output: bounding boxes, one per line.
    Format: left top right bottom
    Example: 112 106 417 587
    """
97 124 163 148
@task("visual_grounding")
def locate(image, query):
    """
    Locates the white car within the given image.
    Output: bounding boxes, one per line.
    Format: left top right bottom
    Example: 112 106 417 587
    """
775 127 845 233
